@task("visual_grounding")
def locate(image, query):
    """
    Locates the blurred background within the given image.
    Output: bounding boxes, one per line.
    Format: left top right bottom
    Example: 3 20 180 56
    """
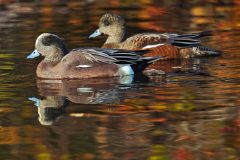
0 0 239 160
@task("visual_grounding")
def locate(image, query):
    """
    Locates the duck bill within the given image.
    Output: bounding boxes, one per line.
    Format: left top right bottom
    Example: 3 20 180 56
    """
28 97 40 107
89 29 102 38
26 49 40 59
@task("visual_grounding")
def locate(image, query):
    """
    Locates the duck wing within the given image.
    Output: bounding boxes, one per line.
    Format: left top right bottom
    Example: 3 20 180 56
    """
123 33 200 50
61 48 152 68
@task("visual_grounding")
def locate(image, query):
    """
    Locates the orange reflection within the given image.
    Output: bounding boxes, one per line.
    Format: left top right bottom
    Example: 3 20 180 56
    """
0 127 19 144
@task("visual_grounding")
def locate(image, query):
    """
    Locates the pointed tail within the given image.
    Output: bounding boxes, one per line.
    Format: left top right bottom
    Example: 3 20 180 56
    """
170 38 201 48
132 56 161 72
176 30 213 39
192 45 222 57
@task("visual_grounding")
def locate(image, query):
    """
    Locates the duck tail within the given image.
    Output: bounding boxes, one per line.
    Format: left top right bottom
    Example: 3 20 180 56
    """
132 56 161 72
169 31 215 48
177 30 213 39
170 38 200 48
192 45 222 57
197 30 214 38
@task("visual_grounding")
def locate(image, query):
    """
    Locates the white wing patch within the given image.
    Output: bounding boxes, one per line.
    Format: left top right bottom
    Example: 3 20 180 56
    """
142 43 164 49
75 64 93 68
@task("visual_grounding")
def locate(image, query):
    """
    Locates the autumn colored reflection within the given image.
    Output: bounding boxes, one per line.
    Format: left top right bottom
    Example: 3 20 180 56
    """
0 0 240 160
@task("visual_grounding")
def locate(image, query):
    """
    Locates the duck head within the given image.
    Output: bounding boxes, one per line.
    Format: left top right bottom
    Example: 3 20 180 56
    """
89 13 126 43
27 33 68 62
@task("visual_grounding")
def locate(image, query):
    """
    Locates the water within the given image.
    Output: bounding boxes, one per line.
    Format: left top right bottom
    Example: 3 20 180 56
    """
0 1 239 159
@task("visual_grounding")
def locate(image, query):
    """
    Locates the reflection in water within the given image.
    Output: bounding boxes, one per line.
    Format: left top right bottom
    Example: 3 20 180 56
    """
29 57 223 126
29 76 137 125
26 74 240 158
94 107 239 160
36 75 136 104
0 0 240 159
28 93 240 159
29 74 153 125
29 96 68 126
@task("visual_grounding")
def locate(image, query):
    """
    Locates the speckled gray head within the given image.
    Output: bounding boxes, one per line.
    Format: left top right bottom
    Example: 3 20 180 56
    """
99 13 126 31
89 13 126 40
26 33 68 61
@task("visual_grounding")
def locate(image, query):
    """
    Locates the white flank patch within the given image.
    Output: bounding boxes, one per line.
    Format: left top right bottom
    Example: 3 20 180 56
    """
77 87 93 93
142 43 164 49
75 65 92 68
118 65 134 77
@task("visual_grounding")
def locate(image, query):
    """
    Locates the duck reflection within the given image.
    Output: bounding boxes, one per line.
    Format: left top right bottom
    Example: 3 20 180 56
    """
29 96 68 126
28 74 153 125
36 75 137 104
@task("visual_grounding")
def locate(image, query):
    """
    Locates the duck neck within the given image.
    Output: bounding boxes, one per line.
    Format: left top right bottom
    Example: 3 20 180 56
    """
105 25 126 44
44 45 69 63
44 54 63 63
44 48 68 63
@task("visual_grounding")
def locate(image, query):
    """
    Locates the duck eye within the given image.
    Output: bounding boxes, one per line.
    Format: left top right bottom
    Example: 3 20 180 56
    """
103 20 111 26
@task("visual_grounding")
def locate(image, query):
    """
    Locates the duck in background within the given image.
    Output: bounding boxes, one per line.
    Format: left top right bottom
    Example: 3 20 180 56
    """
89 13 221 59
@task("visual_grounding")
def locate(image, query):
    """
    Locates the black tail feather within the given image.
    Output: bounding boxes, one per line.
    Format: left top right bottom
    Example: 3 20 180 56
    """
132 56 161 72
198 30 213 37
196 45 222 56
171 38 200 48
177 30 213 39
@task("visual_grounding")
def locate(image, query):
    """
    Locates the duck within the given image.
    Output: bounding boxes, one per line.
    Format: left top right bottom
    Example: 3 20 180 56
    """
89 13 221 59
26 33 161 79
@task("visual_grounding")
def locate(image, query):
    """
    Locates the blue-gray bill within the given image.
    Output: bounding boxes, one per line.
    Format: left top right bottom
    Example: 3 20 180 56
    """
89 29 102 38
26 49 40 59
28 97 40 107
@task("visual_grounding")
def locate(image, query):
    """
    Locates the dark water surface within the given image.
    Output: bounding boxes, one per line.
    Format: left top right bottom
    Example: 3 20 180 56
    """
0 1 240 159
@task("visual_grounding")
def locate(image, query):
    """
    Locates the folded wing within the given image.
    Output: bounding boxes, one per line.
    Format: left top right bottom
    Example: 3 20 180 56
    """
61 48 154 68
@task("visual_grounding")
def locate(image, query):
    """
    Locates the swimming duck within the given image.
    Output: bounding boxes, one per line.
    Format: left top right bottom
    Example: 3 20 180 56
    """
26 33 160 79
89 13 221 59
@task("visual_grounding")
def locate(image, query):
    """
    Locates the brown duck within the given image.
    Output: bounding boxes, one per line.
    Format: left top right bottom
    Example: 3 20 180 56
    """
89 13 221 59
26 33 160 79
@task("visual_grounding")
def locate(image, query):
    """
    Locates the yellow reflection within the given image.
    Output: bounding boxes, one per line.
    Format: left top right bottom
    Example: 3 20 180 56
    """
36 144 52 160
191 7 212 16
